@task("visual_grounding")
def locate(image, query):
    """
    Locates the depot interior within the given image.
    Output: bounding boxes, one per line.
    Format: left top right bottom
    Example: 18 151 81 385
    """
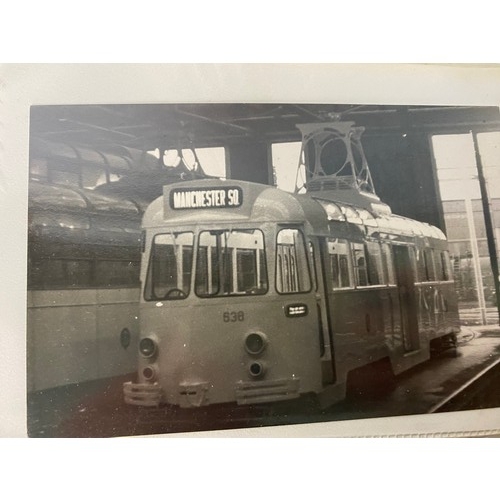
29 103 500 325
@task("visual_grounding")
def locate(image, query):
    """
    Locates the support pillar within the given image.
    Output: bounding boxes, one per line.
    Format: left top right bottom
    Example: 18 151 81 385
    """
362 132 444 230
226 141 272 185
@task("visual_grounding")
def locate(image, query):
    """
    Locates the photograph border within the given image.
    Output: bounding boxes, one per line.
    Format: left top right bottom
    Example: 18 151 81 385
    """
2 63 500 437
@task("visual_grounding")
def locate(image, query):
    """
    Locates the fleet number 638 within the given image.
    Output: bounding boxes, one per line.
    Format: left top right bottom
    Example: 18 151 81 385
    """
223 311 245 322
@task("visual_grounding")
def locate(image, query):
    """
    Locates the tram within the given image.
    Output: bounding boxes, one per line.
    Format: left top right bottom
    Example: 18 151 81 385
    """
27 181 142 392
123 122 460 409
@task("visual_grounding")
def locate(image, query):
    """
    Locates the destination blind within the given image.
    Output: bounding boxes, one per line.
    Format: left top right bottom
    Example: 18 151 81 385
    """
170 187 243 210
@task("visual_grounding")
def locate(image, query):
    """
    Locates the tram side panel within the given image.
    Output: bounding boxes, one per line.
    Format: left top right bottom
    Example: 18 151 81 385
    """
327 289 391 370
412 243 460 344
319 233 402 386
27 289 100 392
319 233 459 387
27 288 140 393
27 237 141 393
95 288 140 380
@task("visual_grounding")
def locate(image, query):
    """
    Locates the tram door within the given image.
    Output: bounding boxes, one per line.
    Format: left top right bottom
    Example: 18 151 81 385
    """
393 245 419 352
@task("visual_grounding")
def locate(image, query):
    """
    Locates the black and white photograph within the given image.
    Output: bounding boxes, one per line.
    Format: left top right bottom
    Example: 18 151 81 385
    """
2 64 500 440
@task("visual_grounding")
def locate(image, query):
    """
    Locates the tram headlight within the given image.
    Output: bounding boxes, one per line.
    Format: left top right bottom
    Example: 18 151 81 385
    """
139 337 157 358
142 365 156 381
245 332 267 356
249 361 266 378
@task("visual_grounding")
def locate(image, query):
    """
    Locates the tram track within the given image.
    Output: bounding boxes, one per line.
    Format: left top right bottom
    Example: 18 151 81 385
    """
428 357 500 414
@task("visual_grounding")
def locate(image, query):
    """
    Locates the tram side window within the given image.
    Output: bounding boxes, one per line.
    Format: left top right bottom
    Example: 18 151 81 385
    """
437 250 452 281
276 229 311 294
29 258 93 288
424 248 436 281
365 241 384 285
95 260 140 287
416 249 426 282
328 238 352 289
64 260 92 287
29 255 141 289
416 248 437 282
145 232 194 300
381 242 396 285
352 243 369 287
409 247 418 279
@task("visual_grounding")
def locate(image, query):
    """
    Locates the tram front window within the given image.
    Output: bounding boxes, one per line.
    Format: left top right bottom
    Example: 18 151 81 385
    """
145 232 194 300
195 229 267 297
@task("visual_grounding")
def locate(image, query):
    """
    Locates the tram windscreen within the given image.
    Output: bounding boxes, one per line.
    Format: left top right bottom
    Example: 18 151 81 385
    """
195 229 267 297
145 232 194 300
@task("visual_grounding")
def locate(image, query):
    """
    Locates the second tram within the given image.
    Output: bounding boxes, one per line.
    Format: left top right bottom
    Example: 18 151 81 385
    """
28 181 142 392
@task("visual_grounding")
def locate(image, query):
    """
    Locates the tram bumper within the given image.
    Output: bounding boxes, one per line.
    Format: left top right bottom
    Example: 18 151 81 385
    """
123 381 162 407
235 377 300 405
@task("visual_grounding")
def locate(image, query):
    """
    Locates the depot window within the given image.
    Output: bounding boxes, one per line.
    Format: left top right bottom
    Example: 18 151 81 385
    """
276 228 312 294
144 232 194 300
195 229 267 297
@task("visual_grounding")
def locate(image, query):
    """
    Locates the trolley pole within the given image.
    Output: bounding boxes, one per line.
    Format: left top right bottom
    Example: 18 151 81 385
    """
472 131 500 326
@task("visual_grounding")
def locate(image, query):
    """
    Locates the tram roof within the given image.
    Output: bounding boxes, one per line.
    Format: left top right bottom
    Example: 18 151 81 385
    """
29 181 143 217
312 197 446 241
143 179 446 241
28 182 143 246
